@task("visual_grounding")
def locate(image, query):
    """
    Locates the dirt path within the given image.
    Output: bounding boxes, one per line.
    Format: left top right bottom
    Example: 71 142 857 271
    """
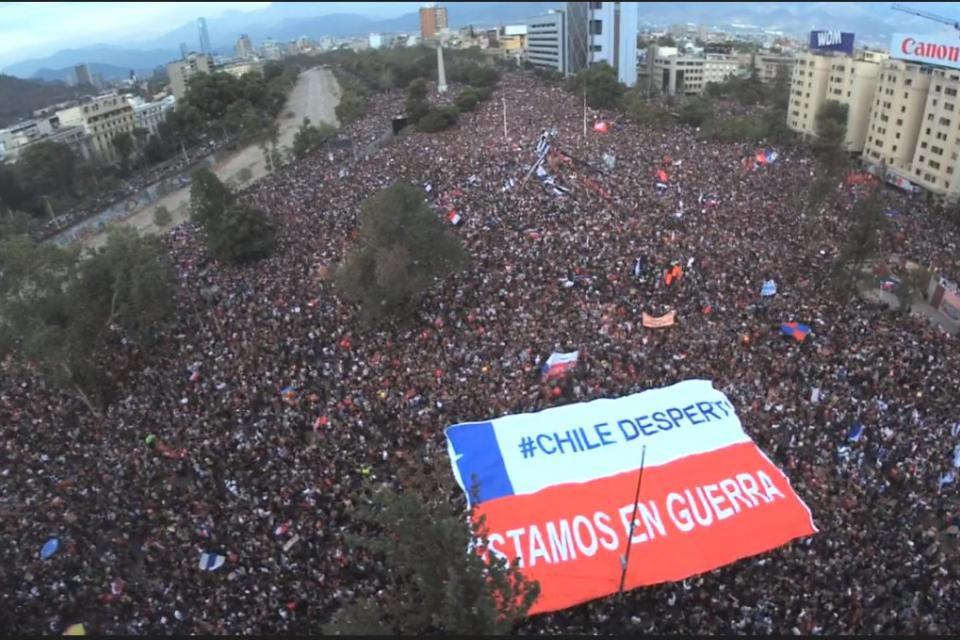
83 67 341 249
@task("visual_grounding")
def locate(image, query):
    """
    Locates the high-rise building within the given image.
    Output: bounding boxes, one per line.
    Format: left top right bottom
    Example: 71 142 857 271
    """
261 39 283 61
787 49 885 153
198 17 212 55
526 12 566 73
419 3 448 40
862 59 931 177
73 63 93 87
56 93 135 164
167 53 213 99
564 2 639 87
235 34 254 59
180 42 189 60
862 59 960 199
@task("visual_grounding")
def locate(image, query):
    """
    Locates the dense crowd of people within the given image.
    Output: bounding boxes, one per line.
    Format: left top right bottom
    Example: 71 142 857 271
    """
2 69 960 635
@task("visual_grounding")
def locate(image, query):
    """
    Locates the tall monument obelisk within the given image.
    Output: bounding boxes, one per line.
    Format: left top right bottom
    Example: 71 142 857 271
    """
436 42 448 94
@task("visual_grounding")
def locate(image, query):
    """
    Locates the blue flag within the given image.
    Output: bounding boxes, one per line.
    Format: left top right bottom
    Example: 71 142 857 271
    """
847 422 864 443
40 537 59 560
761 280 777 297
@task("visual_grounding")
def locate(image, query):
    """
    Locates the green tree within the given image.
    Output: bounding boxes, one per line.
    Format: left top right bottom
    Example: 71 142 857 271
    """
335 182 466 322
656 35 677 47
189 167 234 230
828 186 888 296
814 100 849 172
467 64 499 87
143 134 170 164
111 131 135 172
0 227 175 417
407 77 428 101
323 485 539 635
292 117 336 159
0 163 36 215
16 141 77 202
454 87 481 112
236 167 253 184
206 203 276 265
678 96 714 127
417 107 459 132
335 87 368 125
153 205 172 228
566 63 625 110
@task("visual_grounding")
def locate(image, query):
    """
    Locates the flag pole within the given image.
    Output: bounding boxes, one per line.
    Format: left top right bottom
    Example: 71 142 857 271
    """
502 94 508 141
617 445 647 603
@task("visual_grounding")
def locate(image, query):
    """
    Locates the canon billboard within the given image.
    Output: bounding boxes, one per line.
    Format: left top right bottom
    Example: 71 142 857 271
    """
893 33 960 71
809 30 855 54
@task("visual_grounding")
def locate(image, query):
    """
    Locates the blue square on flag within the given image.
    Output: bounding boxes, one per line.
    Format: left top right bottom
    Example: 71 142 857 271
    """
445 421 514 506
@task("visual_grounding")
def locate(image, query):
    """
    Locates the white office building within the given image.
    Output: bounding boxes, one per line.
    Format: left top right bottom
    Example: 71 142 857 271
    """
526 12 566 73
565 1 639 86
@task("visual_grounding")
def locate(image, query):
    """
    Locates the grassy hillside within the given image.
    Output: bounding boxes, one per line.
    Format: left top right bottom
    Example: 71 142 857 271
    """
0 74 80 127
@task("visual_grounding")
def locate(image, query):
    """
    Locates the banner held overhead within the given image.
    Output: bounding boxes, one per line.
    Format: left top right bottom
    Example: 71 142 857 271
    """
445 379 817 615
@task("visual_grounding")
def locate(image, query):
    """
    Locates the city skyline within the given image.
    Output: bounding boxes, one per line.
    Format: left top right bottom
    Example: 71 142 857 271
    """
0 2 423 68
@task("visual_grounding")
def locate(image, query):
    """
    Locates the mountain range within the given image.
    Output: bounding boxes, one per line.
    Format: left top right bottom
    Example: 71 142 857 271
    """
3 2 956 80
3 2 559 79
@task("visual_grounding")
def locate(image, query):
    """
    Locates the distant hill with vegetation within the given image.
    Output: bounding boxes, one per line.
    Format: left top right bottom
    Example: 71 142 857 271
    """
0 74 82 127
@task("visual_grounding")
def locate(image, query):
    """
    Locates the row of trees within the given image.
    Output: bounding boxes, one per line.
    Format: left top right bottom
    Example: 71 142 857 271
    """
555 62 795 146
0 141 128 223
0 60 302 232
326 45 501 133
0 226 176 417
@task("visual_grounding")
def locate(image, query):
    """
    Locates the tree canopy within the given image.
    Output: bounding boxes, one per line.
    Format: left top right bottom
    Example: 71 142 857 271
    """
189 168 274 265
334 182 466 323
566 63 625 110
0 227 176 416
291 117 336 159
323 485 539 635
206 202 276 265
189 166 234 229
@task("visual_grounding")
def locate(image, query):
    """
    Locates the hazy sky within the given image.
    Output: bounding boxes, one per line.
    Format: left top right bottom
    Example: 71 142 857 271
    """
0 1 421 67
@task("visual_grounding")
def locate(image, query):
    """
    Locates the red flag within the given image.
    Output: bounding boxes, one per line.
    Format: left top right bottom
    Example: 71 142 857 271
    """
656 169 668 182
592 121 609 133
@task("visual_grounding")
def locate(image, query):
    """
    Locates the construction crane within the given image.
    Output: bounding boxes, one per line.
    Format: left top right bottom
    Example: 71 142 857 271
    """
891 4 960 35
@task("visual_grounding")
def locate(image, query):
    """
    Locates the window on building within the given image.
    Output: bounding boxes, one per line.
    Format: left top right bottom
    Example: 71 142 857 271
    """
589 19 602 35
940 117 951 126
948 166 955 175
936 84 942 92
906 78 913 86
919 154 925 161
896 132 901 139
892 145 897 152
590 1 602 8
921 142 928 149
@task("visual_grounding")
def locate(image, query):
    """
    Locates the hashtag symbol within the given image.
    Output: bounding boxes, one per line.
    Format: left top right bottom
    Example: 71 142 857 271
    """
518 436 536 459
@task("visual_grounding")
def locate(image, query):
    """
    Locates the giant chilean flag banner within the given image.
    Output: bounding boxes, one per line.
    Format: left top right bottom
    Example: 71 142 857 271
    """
445 379 817 615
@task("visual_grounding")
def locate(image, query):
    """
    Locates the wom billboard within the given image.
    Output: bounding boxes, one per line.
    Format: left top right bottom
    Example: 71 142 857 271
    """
893 33 960 71
809 30 855 54
445 379 817 615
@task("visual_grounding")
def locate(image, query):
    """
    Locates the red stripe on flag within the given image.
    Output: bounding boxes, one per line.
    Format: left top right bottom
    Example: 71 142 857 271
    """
474 441 816 615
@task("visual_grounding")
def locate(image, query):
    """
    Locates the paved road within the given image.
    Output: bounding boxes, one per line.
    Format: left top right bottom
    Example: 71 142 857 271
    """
83 67 341 248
